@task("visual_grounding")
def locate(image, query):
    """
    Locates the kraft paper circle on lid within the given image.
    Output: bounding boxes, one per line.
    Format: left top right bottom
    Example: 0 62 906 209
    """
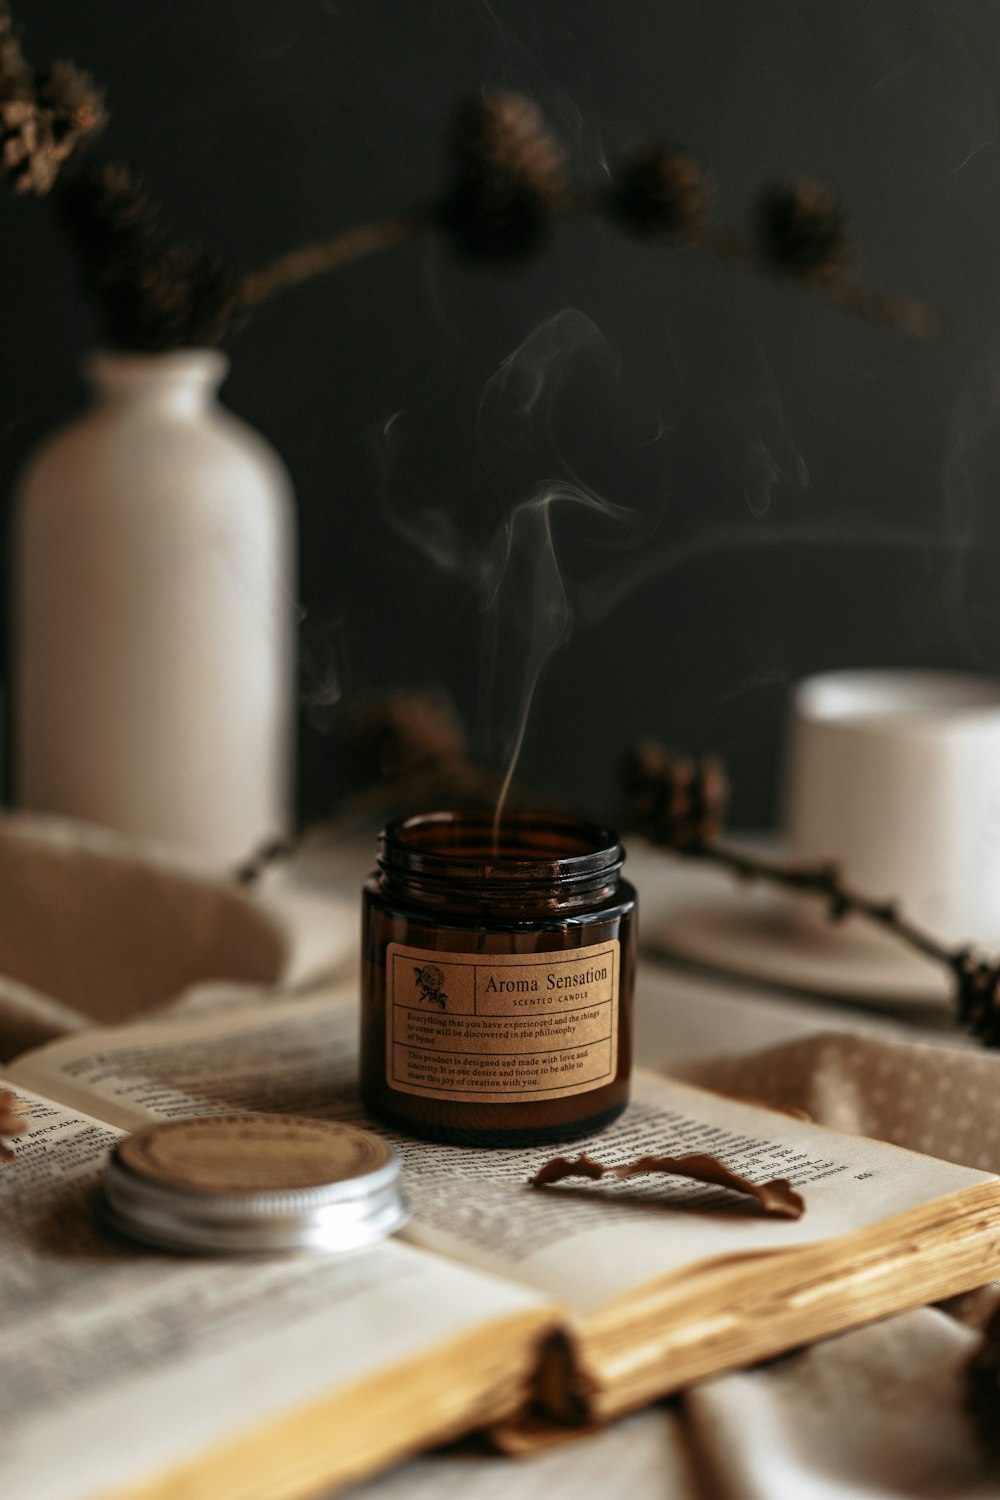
101 1114 409 1254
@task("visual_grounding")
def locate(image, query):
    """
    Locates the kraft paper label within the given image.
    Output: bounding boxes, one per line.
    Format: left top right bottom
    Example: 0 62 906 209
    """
385 939 619 1103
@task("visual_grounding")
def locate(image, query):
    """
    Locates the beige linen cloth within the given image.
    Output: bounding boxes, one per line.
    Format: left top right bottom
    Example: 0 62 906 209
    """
674 1028 1000 1500
0 811 358 1059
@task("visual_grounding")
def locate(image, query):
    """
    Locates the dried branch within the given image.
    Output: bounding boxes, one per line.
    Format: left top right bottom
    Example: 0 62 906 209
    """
238 212 427 311
605 151 937 337
239 92 569 302
0 0 938 348
234 114 938 337
233 837 295 886
622 742 1000 1046
674 222 939 336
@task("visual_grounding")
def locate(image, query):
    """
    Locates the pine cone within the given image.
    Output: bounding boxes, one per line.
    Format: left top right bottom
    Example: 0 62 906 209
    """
442 93 567 260
117 243 242 351
347 691 469 783
622 741 729 849
756 176 850 275
454 94 567 204
58 162 241 350
58 161 162 275
611 143 710 236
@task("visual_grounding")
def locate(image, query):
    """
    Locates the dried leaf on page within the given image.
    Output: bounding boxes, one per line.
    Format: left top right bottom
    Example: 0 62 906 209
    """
529 1153 607 1187
614 1153 804 1219
530 1148 805 1220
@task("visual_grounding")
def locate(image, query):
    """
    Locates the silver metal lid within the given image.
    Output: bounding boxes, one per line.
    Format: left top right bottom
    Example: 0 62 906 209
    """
102 1114 409 1254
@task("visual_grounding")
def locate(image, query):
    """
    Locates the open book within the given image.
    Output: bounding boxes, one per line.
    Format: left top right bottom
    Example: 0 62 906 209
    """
4 980 1000 1500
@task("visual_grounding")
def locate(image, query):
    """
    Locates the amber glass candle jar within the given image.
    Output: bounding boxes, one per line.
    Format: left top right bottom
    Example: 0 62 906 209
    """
360 810 636 1146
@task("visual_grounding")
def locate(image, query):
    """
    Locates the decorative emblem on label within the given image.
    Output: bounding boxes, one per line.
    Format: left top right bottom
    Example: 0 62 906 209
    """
412 963 448 1010
385 939 620 1103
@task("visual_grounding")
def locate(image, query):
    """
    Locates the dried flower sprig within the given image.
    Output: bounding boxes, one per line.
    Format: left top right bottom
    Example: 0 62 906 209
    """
622 740 1000 1047
0 1 103 196
0 1088 27 1162
0 1 31 101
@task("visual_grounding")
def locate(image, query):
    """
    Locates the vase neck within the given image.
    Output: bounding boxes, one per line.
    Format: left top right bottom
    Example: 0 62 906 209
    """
86 350 229 416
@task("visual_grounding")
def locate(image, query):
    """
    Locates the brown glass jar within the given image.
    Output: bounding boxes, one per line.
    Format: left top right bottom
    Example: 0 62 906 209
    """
360 810 636 1146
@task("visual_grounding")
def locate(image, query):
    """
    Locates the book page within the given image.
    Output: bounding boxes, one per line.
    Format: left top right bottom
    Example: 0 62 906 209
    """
11 998 995 1315
0 1082 553 1500
395 1072 995 1310
6 988 359 1130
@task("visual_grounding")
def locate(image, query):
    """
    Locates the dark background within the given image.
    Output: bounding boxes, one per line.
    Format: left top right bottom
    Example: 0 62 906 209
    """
3 1 1000 830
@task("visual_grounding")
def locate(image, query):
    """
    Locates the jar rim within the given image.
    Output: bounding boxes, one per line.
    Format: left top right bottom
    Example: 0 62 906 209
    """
378 809 624 889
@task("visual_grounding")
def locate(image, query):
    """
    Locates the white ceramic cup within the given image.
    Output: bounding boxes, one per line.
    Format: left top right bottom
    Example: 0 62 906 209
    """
784 669 1000 945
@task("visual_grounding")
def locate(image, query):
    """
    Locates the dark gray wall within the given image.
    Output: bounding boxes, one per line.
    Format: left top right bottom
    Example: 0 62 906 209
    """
3 1 1000 828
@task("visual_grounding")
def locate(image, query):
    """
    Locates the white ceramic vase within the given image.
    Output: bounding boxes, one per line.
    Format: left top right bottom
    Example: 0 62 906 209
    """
12 349 296 866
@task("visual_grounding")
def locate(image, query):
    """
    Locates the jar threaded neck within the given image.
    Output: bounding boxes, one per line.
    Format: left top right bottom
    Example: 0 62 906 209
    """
377 810 624 910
